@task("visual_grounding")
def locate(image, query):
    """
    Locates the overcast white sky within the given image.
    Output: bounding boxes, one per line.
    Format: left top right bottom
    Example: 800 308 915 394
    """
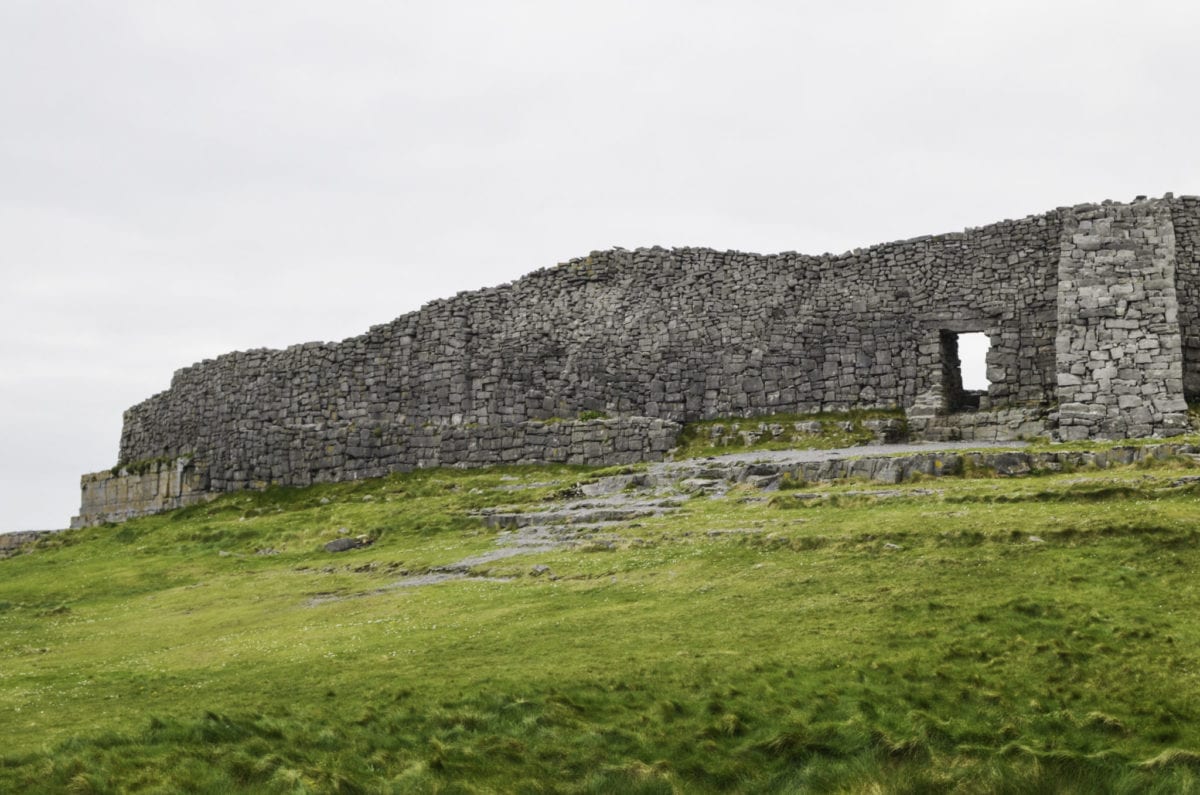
3 1 1199 531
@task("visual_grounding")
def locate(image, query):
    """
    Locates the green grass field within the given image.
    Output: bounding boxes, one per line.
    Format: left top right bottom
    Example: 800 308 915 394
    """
5 455 1200 793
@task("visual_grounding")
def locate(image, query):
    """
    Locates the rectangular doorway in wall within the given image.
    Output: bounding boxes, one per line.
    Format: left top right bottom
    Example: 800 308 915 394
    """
958 332 991 392
940 330 992 411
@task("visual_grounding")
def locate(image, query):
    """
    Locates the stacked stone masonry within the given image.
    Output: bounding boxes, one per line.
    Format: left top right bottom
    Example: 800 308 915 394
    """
75 194 1200 526
1055 201 1189 439
74 418 679 527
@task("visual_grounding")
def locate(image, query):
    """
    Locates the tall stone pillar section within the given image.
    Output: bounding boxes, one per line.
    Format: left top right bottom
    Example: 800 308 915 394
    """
1055 198 1190 439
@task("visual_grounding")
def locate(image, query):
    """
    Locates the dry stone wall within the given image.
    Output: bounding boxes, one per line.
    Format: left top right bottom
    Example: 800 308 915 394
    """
76 194 1200 526
1169 196 1200 400
74 418 678 527
1056 201 1190 439
117 210 1066 466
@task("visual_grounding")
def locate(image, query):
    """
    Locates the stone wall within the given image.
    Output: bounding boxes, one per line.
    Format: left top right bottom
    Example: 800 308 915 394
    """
77 194 1200 525
72 457 213 528
73 418 679 527
117 209 1067 470
1056 200 1190 439
907 406 1051 443
1169 195 1200 400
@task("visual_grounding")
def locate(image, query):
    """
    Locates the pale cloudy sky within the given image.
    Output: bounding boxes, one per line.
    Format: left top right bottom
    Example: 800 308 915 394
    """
3 1 1199 531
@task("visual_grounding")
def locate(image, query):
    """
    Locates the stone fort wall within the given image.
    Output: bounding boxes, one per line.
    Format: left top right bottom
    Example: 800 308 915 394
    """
1170 196 1200 399
75 194 1200 526
118 207 1066 464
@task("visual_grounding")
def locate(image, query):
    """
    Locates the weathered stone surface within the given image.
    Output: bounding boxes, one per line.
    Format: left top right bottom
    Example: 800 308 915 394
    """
1055 200 1189 439
747 442 1200 488
72 457 213 528
74 194 1200 525
0 530 55 557
324 536 372 553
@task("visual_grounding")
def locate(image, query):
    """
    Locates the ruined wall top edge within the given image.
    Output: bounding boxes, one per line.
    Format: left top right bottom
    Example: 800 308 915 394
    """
144 198 1129 395
114 192 1199 463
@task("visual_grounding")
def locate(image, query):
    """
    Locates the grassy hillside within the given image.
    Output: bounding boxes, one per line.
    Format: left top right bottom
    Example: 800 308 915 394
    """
5 455 1200 793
